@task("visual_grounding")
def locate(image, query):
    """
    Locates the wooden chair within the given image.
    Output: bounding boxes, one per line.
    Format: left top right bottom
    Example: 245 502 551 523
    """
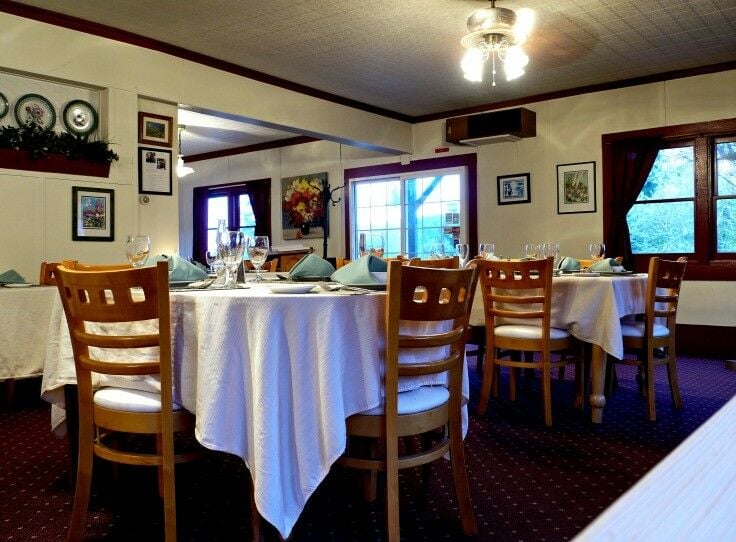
338 260 478 541
62 259 132 271
39 261 63 285
610 257 687 421
407 255 460 269
474 257 583 426
335 257 351 268
54 262 199 542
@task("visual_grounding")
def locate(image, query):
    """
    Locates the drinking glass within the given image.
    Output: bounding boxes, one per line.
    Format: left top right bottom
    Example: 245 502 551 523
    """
588 242 606 261
524 243 540 259
222 231 245 287
360 233 384 258
429 242 446 259
455 243 470 267
247 235 270 282
205 250 218 273
542 242 560 267
125 235 151 268
479 242 495 259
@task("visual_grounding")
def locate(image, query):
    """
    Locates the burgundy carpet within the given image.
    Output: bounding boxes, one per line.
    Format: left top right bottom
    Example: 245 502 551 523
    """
1 355 734 541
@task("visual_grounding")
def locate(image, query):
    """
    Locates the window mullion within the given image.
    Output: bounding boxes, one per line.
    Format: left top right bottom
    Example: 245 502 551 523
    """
694 136 711 262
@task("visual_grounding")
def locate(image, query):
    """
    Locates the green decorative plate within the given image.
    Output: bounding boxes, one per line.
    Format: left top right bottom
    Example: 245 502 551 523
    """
63 100 98 136
14 93 56 131
0 91 8 120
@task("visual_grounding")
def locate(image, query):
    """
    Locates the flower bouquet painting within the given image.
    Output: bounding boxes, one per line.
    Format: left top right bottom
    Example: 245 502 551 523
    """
281 172 327 239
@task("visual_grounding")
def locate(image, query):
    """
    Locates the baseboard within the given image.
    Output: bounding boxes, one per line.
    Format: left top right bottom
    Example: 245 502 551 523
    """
677 324 735 359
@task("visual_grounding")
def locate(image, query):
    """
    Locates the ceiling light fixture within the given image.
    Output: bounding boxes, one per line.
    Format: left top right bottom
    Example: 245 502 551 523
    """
176 124 195 179
460 0 534 86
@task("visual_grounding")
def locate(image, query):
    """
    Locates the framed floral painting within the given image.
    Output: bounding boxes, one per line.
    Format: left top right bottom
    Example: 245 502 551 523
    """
281 172 327 240
71 186 114 241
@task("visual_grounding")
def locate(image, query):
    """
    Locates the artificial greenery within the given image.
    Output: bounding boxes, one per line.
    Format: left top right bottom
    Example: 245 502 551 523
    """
0 121 119 164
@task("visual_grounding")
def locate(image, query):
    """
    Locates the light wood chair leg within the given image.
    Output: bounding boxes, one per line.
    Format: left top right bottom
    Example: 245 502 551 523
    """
156 434 164 497
477 353 495 415
646 352 656 422
667 352 683 409
68 423 93 542
542 362 553 427
161 436 177 542
385 438 400 542
509 366 518 401
448 408 478 536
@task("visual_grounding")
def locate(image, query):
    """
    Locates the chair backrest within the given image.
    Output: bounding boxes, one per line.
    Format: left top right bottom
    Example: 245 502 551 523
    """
645 256 687 336
62 259 132 271
473 257 554 350
407 255 460 269
54 262 171 395
384 259 477 399
336 257 351 269
39 261 61 285
244 258 278 272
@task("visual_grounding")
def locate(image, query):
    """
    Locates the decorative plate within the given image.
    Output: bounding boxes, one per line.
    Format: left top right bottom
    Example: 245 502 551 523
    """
62 100 98 136
0 91 8 120
14 93 56 131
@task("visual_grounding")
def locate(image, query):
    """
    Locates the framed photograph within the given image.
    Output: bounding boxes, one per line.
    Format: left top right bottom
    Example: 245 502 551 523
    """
497 173 531 205
138 112 173 147
281 172 327 240
557 161 597 214
71 186 115 241
138 147 173 195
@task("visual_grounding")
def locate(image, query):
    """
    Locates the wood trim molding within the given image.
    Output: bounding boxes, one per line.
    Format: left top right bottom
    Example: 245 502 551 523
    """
185 136 320 163
677 324 735 359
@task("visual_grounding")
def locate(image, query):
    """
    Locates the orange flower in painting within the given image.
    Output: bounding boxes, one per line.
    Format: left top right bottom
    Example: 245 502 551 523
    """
282 177 324 227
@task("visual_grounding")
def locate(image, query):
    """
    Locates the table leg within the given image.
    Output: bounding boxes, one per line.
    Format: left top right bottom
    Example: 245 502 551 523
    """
589 345 607 423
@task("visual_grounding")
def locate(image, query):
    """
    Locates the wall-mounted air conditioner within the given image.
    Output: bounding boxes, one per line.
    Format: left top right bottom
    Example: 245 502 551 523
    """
445 107 536 146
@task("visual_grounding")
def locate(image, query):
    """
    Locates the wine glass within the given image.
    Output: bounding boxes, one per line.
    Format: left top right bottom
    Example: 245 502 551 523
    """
205 250 218 273
429 242 446 259
125 235 151 268
222 231 245 287
479 242 495 259
542 242 560 267
588 242 606 261
524 243 540 259
455 243 470 267
360 233 384 258
247 236 270 282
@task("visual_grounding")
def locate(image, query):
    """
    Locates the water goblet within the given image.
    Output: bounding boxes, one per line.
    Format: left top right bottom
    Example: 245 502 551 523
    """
479 242 495 260
429 242 446 259
360 233 384 258
543 242 560 267
222 231 245 287
205 250 218 273
125 235 151 268
455 243 470 267
247 235 270 282
588 242 606 261
524 243 540 259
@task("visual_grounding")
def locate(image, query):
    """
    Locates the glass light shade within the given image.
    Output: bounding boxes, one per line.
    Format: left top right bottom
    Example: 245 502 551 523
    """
513 8 535 45
176 155 194 178
461 48 485 82
504 46 528 80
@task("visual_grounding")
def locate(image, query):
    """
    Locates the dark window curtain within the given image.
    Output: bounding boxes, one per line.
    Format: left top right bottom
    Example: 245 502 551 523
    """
247 179 271 237
606 138 662 266
192 186 210 265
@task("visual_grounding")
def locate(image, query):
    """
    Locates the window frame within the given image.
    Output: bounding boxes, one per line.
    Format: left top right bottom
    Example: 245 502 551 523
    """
343 154 477 259
192 179 271 265
603 117 736 280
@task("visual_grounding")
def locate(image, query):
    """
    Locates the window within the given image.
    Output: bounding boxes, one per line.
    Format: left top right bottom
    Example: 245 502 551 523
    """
192 179 271 264
351 172 463 259
603 117 736 280
345 155 477 260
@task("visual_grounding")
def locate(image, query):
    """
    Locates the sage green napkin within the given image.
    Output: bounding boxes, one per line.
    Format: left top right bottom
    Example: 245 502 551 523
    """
558 256 581 271
330 255 387 285
289 253 335 278
0 269 27 284
149 254 208 282
588 258 620 272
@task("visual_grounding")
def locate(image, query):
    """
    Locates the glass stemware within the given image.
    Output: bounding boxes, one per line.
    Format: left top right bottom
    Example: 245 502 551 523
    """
247 235 270 282
542 242 561 267
360 233 384 258
479 242 495 259
429 242 446 259
588 242 606 261
125 235 151 268
205 250 218 273
524 243 540 259
455 243 470 267
221 231 245 287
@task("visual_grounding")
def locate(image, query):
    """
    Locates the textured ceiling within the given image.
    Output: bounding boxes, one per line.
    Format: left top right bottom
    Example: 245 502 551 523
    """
8 0 736 152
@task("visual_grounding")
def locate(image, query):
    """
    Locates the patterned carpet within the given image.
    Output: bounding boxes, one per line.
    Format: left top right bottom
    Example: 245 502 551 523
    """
1 355 734 542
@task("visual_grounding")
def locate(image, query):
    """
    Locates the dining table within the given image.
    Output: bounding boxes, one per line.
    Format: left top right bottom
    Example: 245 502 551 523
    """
0 285 58 381
40 277 469 539
469 272 649 423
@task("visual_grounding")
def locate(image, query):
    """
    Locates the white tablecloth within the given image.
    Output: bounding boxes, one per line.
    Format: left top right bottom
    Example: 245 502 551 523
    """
41 283 469 538
0 286 58 380
470 274 648 359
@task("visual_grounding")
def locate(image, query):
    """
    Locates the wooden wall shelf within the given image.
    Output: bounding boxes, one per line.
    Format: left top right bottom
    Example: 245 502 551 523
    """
0 148 111 178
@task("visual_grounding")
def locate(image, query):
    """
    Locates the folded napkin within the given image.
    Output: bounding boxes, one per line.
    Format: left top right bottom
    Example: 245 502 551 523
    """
0 269 27 284
289 253 336 278
558 256 581 271
149 254 208 282
330 255 387 285
588 257 623 273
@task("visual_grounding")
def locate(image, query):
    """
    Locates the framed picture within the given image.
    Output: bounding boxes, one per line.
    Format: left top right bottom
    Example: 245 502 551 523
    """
71 186 115 241
497 173 531 205
557 161 597 214
138 147 173 195
138 112 173 147
281 172 327 240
